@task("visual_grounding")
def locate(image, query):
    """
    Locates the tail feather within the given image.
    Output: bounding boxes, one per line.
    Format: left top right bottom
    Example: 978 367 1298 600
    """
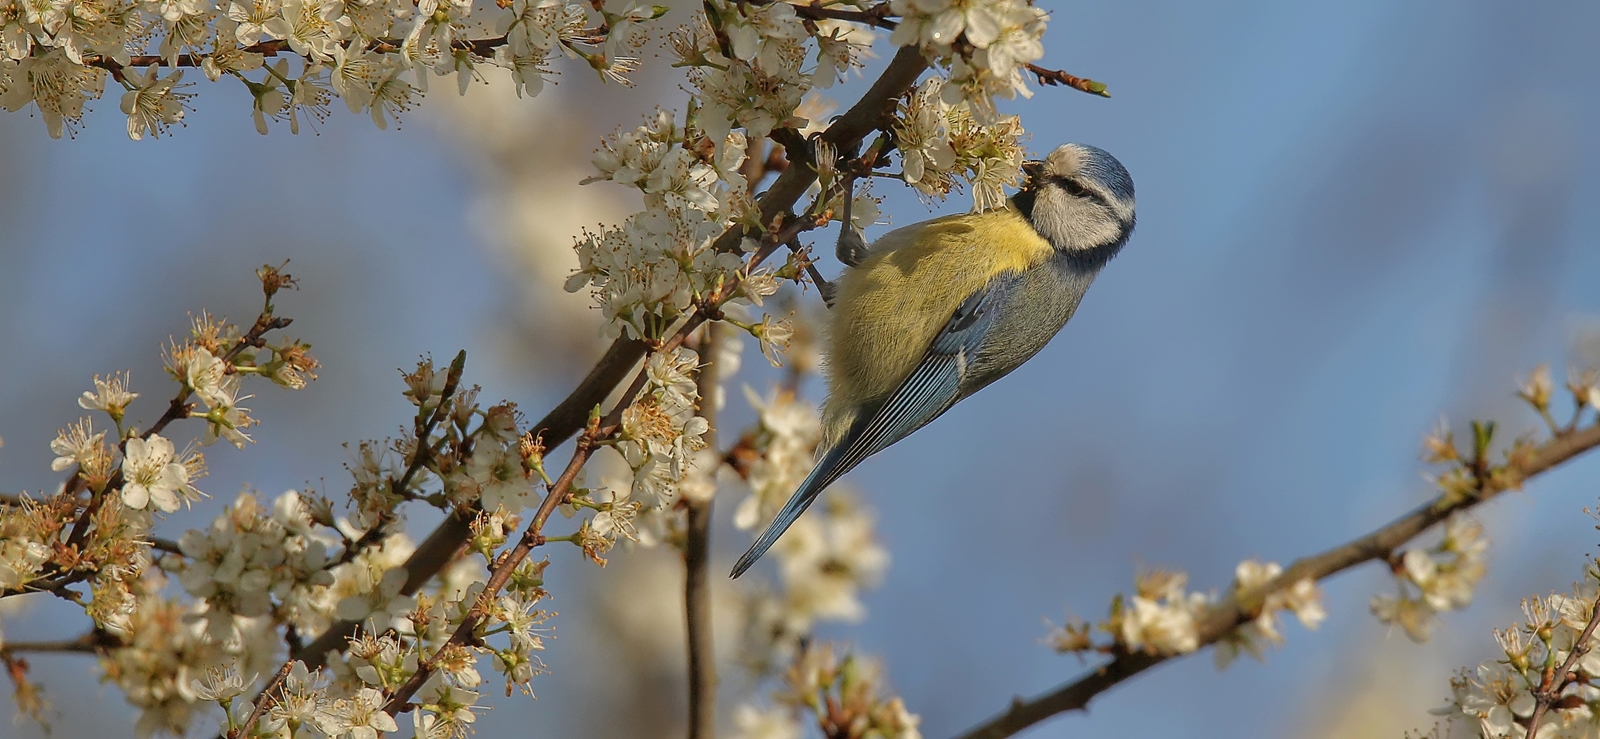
730 444 851 578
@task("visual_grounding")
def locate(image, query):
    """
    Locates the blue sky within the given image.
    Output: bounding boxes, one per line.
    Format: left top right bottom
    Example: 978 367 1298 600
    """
3 0 1600 737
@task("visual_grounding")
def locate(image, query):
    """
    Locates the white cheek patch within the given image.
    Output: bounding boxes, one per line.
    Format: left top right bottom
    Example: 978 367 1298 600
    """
1031 187 1123 250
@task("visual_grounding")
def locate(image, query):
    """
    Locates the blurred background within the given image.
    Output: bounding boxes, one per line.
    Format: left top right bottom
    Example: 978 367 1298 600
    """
3 0 1600 736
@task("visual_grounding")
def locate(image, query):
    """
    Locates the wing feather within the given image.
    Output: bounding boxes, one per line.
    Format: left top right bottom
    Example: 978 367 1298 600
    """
730 275 1017 578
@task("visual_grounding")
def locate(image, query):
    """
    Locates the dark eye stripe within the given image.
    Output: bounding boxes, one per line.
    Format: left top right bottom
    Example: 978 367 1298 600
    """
1056 176 1107 206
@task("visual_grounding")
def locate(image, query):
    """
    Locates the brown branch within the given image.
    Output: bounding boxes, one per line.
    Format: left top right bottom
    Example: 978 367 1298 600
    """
0 629 121 656
87 35 515 76
1527 585 1600 739
952 422 1600 739
684 325 720 739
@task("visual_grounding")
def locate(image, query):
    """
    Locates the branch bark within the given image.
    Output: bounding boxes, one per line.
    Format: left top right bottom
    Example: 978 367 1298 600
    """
0 630 120 655
684 325 721 739
952 422 1600 739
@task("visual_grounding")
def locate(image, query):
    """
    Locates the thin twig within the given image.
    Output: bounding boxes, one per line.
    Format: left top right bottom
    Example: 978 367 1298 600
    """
380 368 653 715
1024 64 1110 97
684 325 720 739
1527 586 1600 739
0 630 120 655
87 34 521 76
332 350 470 569
227 660 295 739
952 422 1600 739
146 537 183 555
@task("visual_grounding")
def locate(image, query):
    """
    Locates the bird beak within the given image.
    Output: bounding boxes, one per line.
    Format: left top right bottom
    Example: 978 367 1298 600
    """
1022 159 1045 188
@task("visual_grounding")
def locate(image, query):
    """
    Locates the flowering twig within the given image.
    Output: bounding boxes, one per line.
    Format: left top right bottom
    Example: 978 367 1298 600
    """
739 1 1111 98
5 274 301 602
333 350 470 568
1526 589 1600 739
381 366 653 715
89 33 539 75
952 422 1600 739
57 307 292 554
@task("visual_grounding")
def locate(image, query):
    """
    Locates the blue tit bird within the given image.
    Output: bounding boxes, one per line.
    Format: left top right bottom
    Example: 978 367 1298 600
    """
730 143 1136 579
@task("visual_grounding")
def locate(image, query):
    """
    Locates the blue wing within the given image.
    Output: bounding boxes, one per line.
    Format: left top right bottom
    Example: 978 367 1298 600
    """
730 274 1018 578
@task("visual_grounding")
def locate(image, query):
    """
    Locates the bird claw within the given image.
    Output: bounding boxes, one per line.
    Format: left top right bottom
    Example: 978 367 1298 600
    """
816 278 838 308
836 227 868 267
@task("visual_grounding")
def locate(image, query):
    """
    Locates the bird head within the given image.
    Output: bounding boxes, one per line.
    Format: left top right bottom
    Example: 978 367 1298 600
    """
1015 143 1136 257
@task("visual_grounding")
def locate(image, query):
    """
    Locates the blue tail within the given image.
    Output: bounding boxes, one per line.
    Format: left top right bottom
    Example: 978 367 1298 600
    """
730 444 851 578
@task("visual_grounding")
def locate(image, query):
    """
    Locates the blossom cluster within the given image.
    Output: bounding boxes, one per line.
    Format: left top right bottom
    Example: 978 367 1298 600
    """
99 572 234 737
892 74 1026 211
3 274 314 627
166 490 337 643
560 346 711 561
1046 559 1325 666
676 0 873 142
566 109 763 340
1372 514 1490 643
0 0 666 138
777 643 923 739
889 0 1049 118
1432 557 1600 739
1213 559 1324 668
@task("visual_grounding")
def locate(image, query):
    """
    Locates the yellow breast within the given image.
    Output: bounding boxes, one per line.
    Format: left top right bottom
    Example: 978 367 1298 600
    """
821 208 1053 445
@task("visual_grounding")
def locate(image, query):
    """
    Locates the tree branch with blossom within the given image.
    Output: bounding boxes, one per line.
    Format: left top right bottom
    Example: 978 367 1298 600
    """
955 393 1600 739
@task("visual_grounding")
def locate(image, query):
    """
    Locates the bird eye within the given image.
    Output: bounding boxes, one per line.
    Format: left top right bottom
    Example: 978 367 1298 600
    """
1061 179 1087 197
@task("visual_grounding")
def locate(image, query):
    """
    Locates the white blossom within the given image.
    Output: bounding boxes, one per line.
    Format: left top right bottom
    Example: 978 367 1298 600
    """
50 417 106 472
79 371 138 421
731 704 802 739
189 663 247 702
121 65 192 140
774 492 888 625
1115 570 1205 655
0 48 104 138
122 434 199 513
323 687 398 739
227 0 289 44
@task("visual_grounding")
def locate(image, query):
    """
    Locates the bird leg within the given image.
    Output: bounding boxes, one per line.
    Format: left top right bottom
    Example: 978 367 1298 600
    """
835 176 868 268
788 235 838 308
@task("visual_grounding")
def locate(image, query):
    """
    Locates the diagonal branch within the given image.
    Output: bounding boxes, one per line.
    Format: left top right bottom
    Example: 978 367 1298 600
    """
1527 584 1600 739
952 422 1600 739
380 363 655 716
